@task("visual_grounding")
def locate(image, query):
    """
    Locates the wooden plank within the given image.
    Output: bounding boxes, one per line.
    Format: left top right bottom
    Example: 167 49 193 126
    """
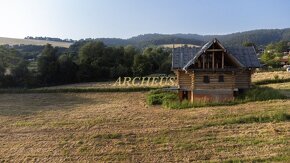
222 53 225 68
207 54 210 69
206 49 224 52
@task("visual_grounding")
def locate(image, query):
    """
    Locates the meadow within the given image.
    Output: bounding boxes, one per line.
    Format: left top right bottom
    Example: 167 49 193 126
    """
0 72 289 162
0 37 72 48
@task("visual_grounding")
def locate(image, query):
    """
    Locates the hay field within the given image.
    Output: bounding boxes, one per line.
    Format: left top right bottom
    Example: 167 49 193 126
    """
0 92 289 162
0 37 72 48
252 71 290 82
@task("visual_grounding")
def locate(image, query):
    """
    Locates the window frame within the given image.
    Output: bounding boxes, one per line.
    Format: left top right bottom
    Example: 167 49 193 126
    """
218 75 224 82
203 76 210 83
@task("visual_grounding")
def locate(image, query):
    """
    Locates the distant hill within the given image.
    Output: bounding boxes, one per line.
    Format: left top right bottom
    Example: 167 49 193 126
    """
0 37 72 48
82 28 290 48
172 28 290 46
1 28 290 48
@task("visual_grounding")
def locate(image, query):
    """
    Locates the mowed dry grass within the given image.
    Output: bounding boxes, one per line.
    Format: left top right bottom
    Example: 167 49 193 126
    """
0 92 289 162
252 71 290 82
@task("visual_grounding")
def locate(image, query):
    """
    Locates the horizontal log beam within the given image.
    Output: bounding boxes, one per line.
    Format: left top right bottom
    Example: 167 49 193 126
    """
207 49 224 52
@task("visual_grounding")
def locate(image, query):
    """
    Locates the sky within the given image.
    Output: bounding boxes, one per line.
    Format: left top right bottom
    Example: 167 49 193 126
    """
0 0 290 40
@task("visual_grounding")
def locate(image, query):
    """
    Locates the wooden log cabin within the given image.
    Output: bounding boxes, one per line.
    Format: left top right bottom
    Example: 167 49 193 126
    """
172 38 261 102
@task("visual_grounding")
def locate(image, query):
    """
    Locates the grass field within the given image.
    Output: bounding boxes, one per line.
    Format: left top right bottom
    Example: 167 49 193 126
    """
0 37 72 48
0 71 289 162
0 91 289 162
265 81 290 97
252 71 290 82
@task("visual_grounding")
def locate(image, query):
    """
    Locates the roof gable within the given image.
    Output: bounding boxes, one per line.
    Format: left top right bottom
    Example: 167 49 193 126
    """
172 38 261 70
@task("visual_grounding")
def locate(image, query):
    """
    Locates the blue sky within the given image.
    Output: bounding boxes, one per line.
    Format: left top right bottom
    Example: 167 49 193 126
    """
0 0 290 39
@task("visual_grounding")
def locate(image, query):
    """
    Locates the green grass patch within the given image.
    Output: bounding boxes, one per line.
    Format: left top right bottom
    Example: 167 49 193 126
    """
223 111 290 124
147 87 287 109
254 77 290 85
152 135 170 144
237 86 288 101
146 89 178 105
188 111 290 131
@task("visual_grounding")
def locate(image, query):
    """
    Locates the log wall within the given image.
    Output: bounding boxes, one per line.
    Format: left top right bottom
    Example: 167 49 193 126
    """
175 70 192 90
235 70 251 89
194 71 234 90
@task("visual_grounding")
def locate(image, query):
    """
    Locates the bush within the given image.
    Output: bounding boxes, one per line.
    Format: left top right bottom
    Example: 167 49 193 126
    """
146 89 178 105
163 100 194 109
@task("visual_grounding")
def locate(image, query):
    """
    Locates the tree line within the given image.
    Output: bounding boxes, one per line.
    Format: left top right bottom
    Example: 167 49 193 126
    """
0 41 171 88
25 36 75 43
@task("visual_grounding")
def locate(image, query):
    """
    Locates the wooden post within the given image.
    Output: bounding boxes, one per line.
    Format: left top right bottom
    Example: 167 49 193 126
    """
202 54 205 69
207 54 210 69
222 52 224 69
191 73 195 103
212 52 215 69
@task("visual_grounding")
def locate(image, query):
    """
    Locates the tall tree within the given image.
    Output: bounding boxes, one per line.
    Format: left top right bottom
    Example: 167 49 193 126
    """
77 41 106 81
37 44 59 85
132 54 152 76
58 53 78 83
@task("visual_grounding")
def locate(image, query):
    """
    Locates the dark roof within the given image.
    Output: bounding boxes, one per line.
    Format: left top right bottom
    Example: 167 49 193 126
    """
226 46 261 68
172 47 200 69
172 38 261 69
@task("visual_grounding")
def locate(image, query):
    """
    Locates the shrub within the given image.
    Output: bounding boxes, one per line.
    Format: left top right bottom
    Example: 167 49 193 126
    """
147 93 165 105
163 100 193 109
146 89 178 105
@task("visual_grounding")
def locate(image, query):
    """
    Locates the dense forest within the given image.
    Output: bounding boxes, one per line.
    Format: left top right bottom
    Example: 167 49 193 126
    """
0 41 171 88
26 28 290 48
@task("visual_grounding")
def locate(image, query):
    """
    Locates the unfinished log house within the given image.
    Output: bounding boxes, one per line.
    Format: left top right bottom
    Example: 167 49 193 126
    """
172 38 260 102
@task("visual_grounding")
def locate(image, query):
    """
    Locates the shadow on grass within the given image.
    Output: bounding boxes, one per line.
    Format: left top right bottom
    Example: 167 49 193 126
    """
276 89 290 98
0 93 98 116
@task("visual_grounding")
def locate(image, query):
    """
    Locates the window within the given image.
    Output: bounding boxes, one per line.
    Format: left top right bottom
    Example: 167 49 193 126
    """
218 75 224 82
203 76 210 83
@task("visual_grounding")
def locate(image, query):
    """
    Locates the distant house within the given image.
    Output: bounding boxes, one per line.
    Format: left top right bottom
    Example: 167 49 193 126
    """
279 55 289 66
172 38 260 102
